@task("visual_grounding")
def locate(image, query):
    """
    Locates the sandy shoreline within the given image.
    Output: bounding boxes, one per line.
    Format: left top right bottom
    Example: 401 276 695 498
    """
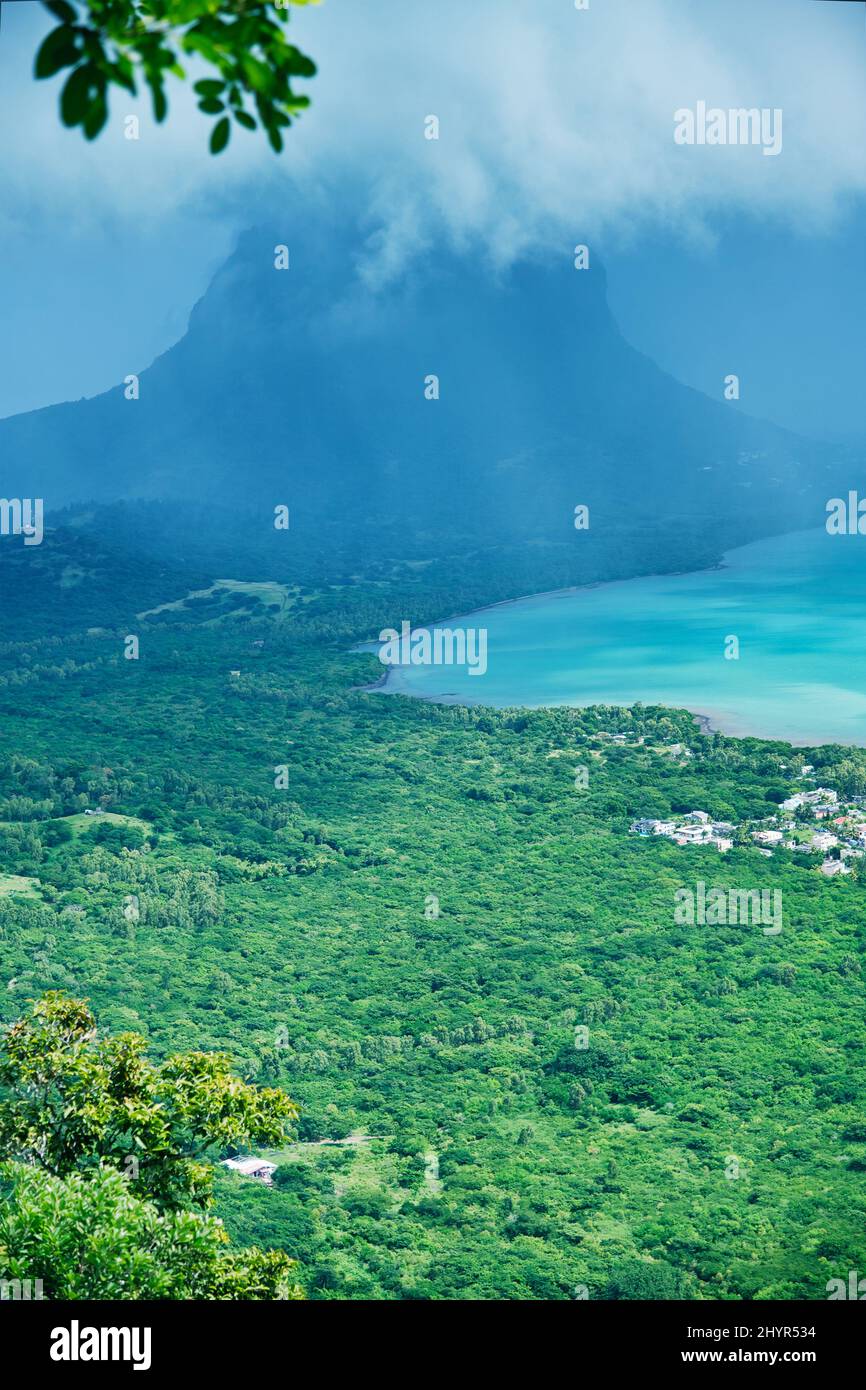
360 668 728 734
355 673 825 746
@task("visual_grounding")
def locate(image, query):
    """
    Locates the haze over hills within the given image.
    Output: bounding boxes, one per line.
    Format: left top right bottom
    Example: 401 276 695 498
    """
0 207 852 559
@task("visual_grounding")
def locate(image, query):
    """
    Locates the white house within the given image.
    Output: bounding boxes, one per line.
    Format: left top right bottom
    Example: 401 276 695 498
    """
812 832 839 852
665 744 693 758
630 818 659 835
820 858 850 877
674 824 714 845
783 788 837 813
221 1156 277 1184
752 829 783 846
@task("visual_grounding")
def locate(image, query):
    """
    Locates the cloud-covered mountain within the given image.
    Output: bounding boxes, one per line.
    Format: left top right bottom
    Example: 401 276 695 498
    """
0 218 844 554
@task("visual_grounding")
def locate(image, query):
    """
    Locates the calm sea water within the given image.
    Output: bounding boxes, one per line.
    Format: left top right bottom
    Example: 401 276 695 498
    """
368 528 866 745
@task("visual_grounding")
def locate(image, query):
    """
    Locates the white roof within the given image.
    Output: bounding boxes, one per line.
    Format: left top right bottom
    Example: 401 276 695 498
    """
221 1156 277 1176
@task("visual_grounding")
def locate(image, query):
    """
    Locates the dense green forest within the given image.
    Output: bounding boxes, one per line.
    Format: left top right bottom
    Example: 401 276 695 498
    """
0 518 865 1300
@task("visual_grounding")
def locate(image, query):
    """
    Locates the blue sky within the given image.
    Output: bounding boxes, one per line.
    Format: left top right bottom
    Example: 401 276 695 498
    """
0 0 864 440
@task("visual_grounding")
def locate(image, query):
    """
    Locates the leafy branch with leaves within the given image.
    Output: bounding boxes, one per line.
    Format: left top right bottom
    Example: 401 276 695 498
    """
0 993 304 1298
0 992 298 1207
34 0 318 153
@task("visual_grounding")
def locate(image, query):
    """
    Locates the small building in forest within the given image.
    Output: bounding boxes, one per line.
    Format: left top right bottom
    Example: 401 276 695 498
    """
221 1156 277 1184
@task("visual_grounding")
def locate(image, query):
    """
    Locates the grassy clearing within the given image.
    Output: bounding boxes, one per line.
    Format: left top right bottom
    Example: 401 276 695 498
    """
137 579 295 624
0 874 40 898
60 812 151 839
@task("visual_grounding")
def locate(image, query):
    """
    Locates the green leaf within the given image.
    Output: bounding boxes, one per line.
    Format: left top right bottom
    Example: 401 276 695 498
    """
34 26 79 80
182 33 220 65
241 55 275 95
149 81 168 123
44 0 77 21
83 93 108 140
60 66 95 127
198 98 225 115
193 80 225 97
233 110 256 131
110 56 137 95
281 47 317 79
209 116 230 154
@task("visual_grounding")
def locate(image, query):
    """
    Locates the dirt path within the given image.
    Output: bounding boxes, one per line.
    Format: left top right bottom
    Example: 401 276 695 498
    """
423 1150 443 1194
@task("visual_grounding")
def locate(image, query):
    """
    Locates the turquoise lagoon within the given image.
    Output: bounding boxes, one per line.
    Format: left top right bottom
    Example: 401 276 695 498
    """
370 528 866 745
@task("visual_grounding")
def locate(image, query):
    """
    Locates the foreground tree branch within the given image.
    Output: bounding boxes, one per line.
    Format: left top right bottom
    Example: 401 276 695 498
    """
33 0 318 152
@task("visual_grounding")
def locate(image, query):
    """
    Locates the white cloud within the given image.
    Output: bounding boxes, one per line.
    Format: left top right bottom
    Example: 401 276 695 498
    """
296 0 866 272
1 0 864 266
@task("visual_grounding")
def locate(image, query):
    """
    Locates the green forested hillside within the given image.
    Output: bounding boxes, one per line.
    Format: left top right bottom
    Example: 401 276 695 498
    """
0 560 865 1300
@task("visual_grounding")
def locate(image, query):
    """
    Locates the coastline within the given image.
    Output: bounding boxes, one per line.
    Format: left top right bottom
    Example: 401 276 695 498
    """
350 552 733 686
691 712 716 736
357 558 731 643
350 527 853 747
352 526 823 652
357 676 828 746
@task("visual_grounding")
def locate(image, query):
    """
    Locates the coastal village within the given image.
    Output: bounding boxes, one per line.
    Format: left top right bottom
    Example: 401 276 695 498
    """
630 766 866 877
